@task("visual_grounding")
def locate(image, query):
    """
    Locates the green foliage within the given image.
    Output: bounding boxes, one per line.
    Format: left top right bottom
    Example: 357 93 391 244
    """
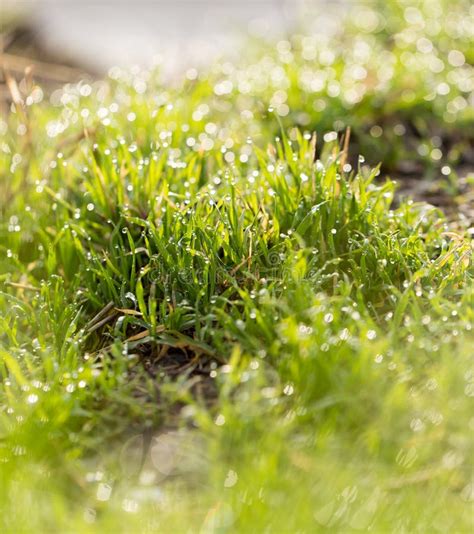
0 0 472 531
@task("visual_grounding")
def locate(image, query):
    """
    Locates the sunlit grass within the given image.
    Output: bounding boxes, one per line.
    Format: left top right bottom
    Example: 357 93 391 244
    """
0 0 473 531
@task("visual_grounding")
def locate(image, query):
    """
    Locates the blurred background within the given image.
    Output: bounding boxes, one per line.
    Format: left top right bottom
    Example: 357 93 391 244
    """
1 0 322 75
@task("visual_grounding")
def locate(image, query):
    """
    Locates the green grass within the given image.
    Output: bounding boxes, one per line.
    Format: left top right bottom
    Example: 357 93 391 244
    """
0 0 473 531
238 0 474 175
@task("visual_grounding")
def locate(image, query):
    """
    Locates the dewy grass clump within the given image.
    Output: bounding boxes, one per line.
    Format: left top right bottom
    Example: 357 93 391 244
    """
0 0 473 531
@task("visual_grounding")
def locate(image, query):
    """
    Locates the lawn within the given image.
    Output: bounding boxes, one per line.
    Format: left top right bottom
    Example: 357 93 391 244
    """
0 0 473 532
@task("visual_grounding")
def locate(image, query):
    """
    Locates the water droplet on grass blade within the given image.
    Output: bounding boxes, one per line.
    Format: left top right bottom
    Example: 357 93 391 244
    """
224 470 238 488
324 313 334 324
96 483 112 501
215 414 226 426
367 330 377 340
